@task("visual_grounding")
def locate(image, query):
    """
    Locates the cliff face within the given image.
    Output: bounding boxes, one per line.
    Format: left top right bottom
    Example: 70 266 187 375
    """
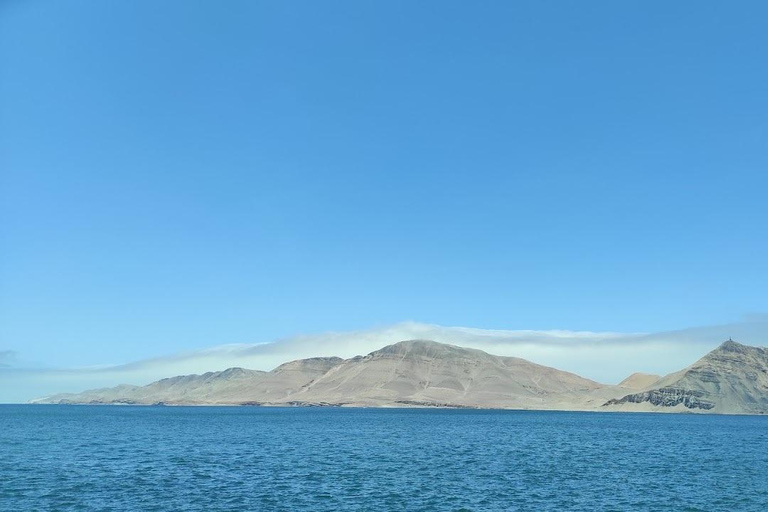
605 388 715 410
604 340 768 414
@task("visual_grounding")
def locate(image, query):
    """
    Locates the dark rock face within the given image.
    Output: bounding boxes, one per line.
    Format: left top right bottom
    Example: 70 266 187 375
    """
394 400 477 409
604 387 715 410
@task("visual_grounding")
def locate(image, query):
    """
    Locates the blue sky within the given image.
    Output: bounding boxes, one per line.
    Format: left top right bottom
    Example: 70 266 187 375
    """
1 1 767 372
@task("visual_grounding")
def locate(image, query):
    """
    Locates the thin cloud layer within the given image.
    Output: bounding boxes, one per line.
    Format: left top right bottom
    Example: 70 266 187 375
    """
0 350 18 368
2 319 766 403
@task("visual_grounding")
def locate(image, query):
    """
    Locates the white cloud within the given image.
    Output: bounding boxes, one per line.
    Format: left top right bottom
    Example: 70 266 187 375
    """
2 318 767 403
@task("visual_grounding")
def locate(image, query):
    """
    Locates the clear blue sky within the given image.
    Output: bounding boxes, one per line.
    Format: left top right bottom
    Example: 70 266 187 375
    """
1 1 766 369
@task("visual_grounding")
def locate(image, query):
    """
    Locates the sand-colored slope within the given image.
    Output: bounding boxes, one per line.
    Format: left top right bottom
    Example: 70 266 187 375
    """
618 372 661 390
35 357 342 405
34 339 629 409
290 340 621 409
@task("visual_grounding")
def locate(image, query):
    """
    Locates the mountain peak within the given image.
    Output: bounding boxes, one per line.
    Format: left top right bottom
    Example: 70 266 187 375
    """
369 339 477 359
709 339 768 359
618 372 661 390
215 366 270 379
272 356 344 374
716 338 748 352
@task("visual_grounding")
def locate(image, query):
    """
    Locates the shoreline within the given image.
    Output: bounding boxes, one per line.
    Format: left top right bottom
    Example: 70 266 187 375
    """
11 402 766 416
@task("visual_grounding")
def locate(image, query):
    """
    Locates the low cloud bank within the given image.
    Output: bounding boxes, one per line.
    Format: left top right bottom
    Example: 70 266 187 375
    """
2 319 767 403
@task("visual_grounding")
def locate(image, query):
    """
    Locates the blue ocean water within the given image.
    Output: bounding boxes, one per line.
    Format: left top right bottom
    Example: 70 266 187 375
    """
1 406 767 511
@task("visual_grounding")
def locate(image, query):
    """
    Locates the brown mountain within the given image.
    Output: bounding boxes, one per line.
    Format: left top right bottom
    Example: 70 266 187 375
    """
33 340 623 409
34 339 768 414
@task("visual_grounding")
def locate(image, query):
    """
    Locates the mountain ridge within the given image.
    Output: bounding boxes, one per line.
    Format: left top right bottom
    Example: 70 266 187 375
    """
32 339 768 414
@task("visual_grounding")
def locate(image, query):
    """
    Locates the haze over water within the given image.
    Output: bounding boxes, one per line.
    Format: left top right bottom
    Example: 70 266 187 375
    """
2 406 767 511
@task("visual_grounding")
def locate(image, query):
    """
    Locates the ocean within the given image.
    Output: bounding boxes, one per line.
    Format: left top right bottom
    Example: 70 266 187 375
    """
1 405 767 511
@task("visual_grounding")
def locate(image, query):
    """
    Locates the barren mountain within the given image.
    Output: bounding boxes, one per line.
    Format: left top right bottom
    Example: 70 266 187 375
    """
33 340 624 408
36 357 342 405
292 340 620 409
33 339 768 413
604 340 768 414
618 372 661 390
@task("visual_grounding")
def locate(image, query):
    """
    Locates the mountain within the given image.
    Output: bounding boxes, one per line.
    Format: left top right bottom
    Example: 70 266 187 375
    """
604 340 768 414
33 340 625 409
618 372 661 390
33 339 768 413
283 340 619 409
37 357 342 405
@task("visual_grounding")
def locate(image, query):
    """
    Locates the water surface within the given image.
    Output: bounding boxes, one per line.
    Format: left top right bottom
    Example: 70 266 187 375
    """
1 405 767 511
